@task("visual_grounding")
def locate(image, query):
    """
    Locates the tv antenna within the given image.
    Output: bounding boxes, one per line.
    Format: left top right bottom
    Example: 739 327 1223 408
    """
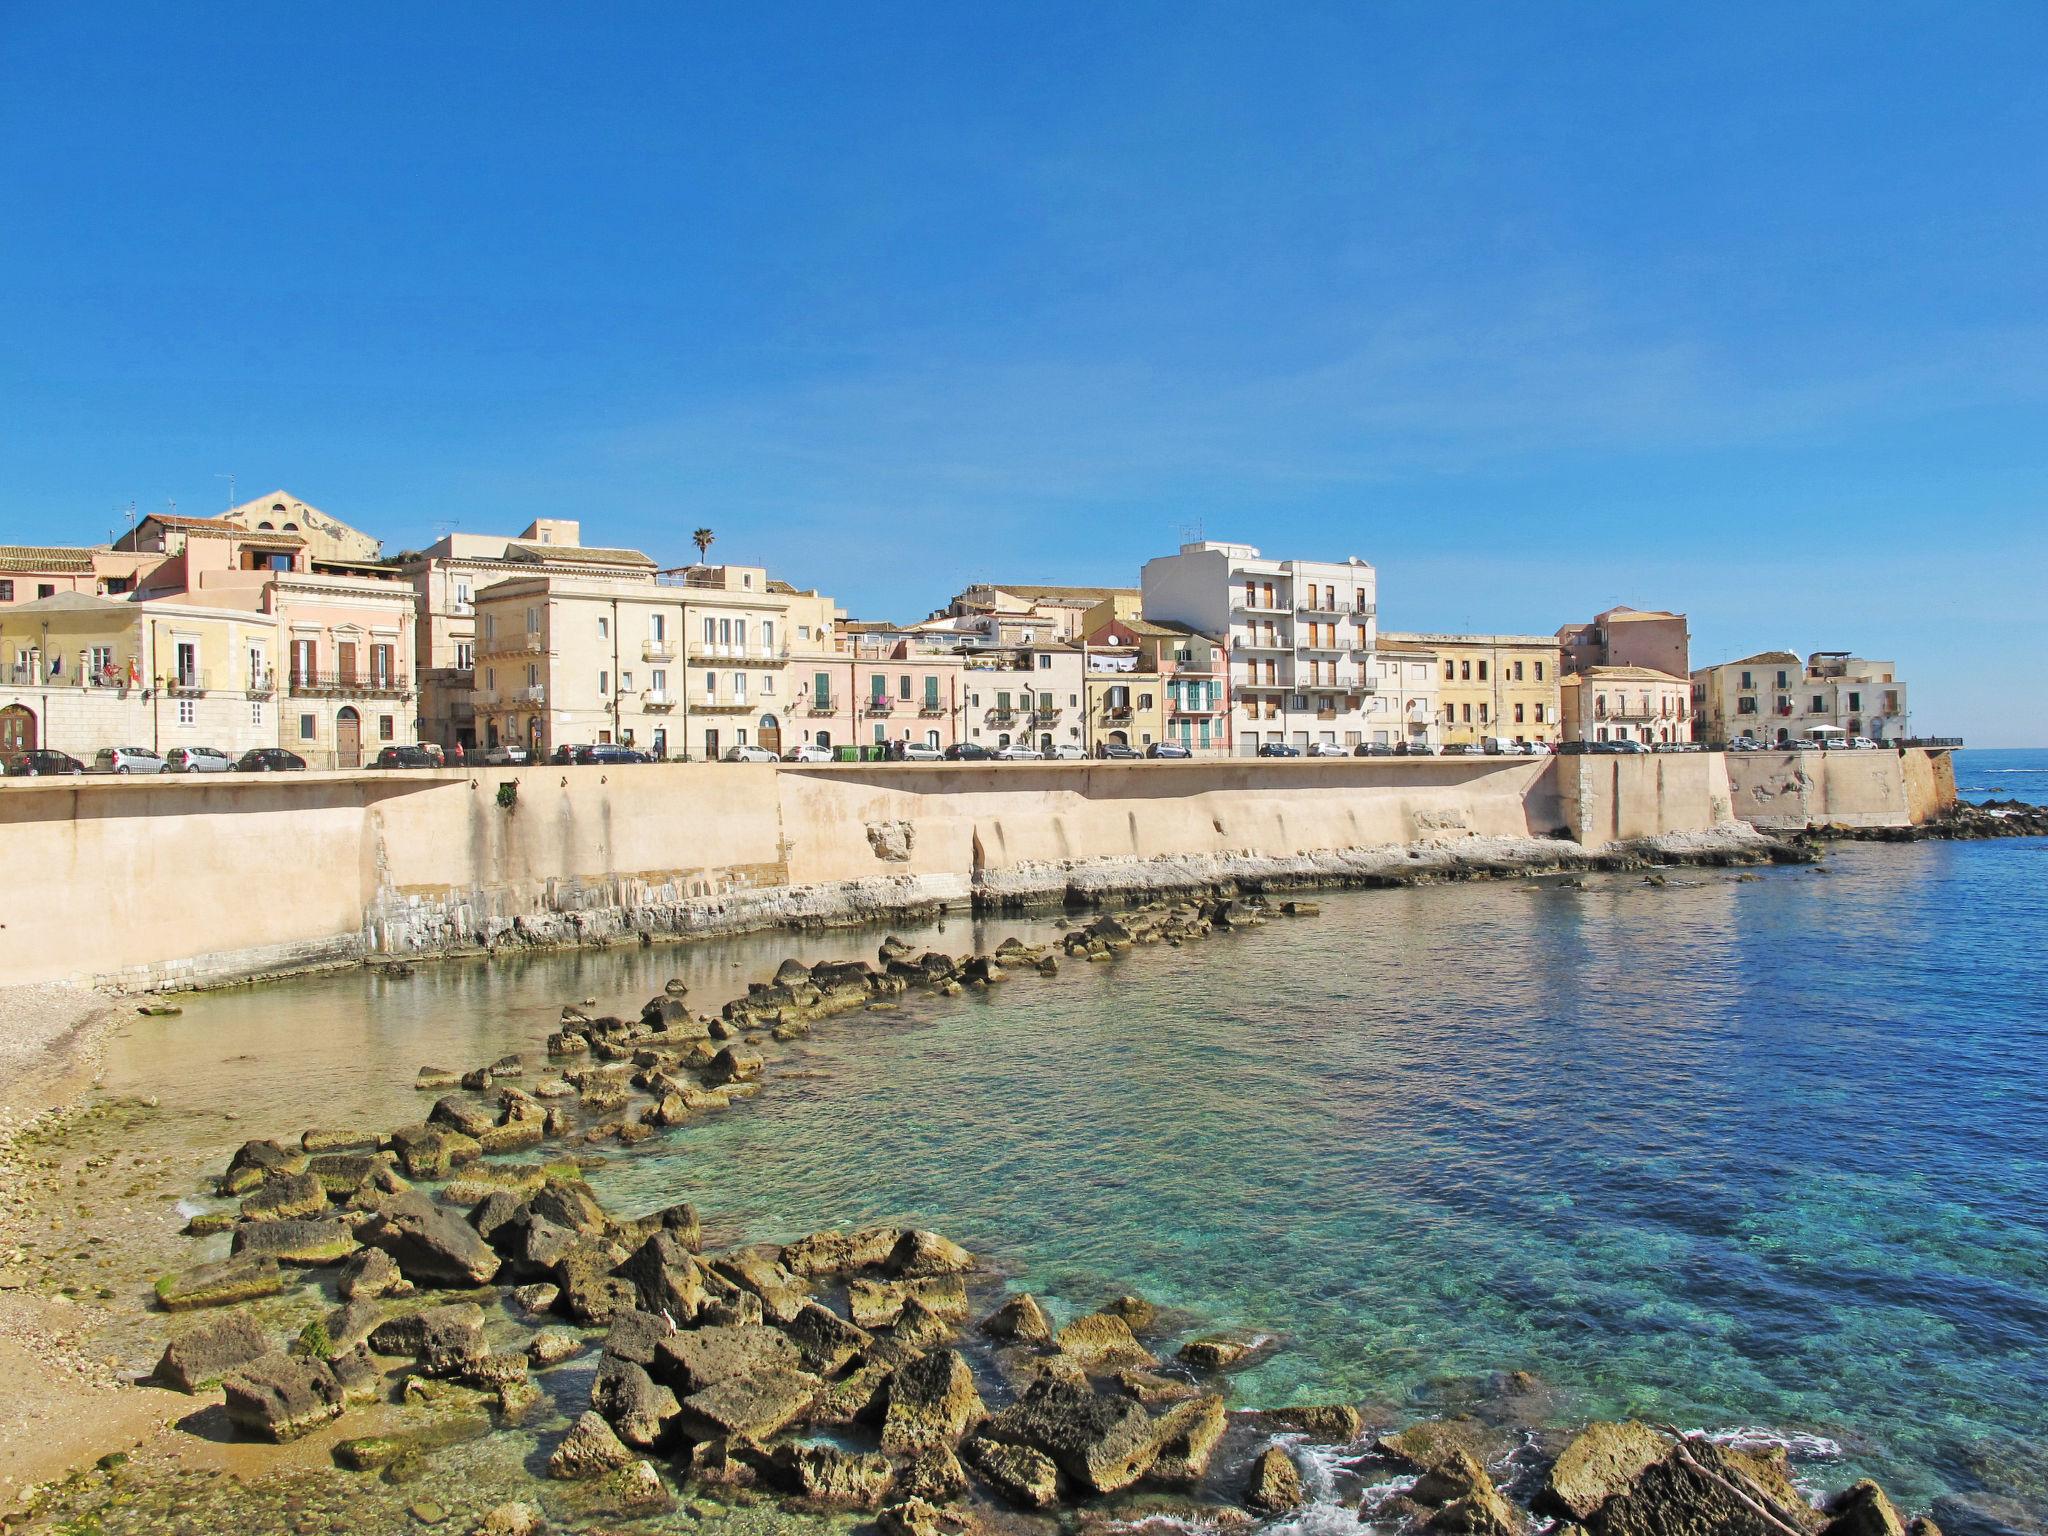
216 472 236 510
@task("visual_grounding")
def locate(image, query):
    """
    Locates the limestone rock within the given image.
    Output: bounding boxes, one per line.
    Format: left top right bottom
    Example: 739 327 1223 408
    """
1537 1423 1825 1536
527 1328 583 1368
1179 1334 1257 1370
1823 1481 1909 1536
549 1235 637 1323
773 1442 896 1508
1267 1402 1363 1441
1246 1444 1305 1514
963 1434 1061 1508
154 1254 283 1311
616 1229 711 1321
1056 1310 1156 1369
878 1497 952 1536
221 1138 305 1195
783 1226 905 1279
711 1247 810 1323
338 1246 409 1301
980 1292 1054 1344
981 1375 1160 1494
591 1356 681 1449
782 1300 874 1374
547 1410 635 1480
652 1322 800 1394
367 1302 487 1374
1149 1392 1227 1483
221 1352 346 1442
1411 1447 1523 1536
1100 1293 1157 1331
602 1308 675 1366
471 1503 542 1536
231 1217 359 1266
240 1169 329 1221
367 1198 500 1287
674 1364 820 1441
880 1349 986 1454
897 1443 968 1503
888 1228 974 1277
387 1124 482 1180
154 1312 270 1392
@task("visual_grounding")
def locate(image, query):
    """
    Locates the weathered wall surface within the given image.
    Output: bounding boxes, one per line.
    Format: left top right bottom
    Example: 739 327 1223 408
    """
0 752 1950 990
1724 749 1953 830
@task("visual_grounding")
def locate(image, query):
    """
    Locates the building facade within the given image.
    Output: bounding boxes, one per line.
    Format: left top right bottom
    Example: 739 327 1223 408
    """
1141 540 1377 756
1557 606 1690 679
1364 639 1441 750
1692 650 1911 745
1380 631 1562 747
959 643 1087 754
1559 666 1692 746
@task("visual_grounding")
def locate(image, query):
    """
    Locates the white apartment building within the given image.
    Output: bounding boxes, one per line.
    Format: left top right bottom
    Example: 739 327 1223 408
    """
1692 650 1911 745
1365 638 1441 750
1141 541 1377 755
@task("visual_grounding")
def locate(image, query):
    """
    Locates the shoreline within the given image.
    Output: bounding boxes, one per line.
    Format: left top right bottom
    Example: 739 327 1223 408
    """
5 865 1966 1536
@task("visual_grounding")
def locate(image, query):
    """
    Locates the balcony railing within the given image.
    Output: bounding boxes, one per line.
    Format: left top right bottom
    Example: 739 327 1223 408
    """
1236 635 1292 651
918 703 947 717
1101 706 1134 722
807 701 837 716
685 644 788 665
289 671 411 698
478 632 545 657
514 684 544 703
987 709 1018 725
1232 598 1289 613
864 699 894 716
642 641 676 662
695 697 753 714
643 689 675 711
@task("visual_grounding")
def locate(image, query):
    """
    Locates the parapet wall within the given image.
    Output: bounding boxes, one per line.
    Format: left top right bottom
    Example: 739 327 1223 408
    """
0 751 1949 990
1724 749 1954 830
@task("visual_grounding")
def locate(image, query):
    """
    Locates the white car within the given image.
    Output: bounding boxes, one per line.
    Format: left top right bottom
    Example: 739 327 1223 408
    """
95 745 166 775
164 745 234 773
723 745 778 764
1048 744 1086 761
897 743 943 762
1306 741 1349 758
993 744 1043 761
782 744 833 763
1848 737 1881 750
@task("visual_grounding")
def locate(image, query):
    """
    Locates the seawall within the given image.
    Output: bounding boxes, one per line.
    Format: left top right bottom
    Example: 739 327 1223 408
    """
1723 748 1956 830
0 751 1954 991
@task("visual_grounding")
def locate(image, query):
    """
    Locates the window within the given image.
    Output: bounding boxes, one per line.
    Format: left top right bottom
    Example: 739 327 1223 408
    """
899 674 911 700
598 616 609 639
37 583 55 598
455 580 471 607
1037 654 1051 669
486 668 496 690
761 621 773 653
455 641 474 671
1479 704 1489 723
621 671 634 692
1739 671 1753 689
733 673 746 703
176 700 194 725
525 606 540 633
370 643 395 687
762 675 774 695
1514 703 1525 723
482 613 495 639
299 714 316 740
651 668 667 692
1460 660 1472 681
1462 703 1473 723
0 580 11 600
704 617 716 644
651 613 666 641
1535 661 1544 681
379 715 395 741
526 663 538 687
599 670 610 696
1776 671 1790 688
89 644 113 679
1443 660 1454 681
1478 660 1488 681
705 670 718 698
1848 691 1862 711
814 672 831 707
251 701 264 726
924 676 940 709
1513 661 1524 681
1812 695 1825 713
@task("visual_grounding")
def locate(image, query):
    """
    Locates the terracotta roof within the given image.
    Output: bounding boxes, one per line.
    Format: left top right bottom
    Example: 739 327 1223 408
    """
1563 665 1690 684
141 513 238 530
0 546 97 572
1715 650 1801 668
503 541 655 568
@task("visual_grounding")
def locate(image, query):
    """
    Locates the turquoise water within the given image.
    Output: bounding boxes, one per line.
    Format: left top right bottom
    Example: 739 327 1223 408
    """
110 832 2048 1527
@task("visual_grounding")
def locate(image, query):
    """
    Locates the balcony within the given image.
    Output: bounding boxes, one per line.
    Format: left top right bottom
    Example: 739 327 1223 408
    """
685 644 788 666
472 689 499 706
807 700 838 717
1170 697 1223 715
1101 705 1134 722
863 699 895 717
1030 707 1061 724
1296 638 1347 655
1235 635 1293 653
918 703 947 717
478 632 545 658
289 671 412 699
166 672 211 696
514 684 544 704
643 689 675 711
695 696 753 714
986 708 1018 726
642 640 676 662
1232 596 1290 614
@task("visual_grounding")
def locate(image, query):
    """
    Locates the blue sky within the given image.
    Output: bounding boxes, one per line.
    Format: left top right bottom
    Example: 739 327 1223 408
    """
2 4 2043 741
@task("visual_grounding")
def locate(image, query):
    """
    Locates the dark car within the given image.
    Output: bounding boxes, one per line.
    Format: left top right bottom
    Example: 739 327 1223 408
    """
943 742 991 760
4 749 86 776
577 743 647 765
1096 742 1139 759
372 745 436 769
549 744 587 765
1146 741 1192 759
1439 742 1474 756
234 748 307 772
1256 742 1301 758
1354 742 1395 757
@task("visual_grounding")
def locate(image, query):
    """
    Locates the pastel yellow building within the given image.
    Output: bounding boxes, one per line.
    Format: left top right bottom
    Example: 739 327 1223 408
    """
1380 631 1562 747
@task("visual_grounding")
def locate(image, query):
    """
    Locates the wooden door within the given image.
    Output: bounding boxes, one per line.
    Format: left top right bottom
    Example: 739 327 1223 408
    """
758 715 782 755
336 708 361 768
0 705 35 755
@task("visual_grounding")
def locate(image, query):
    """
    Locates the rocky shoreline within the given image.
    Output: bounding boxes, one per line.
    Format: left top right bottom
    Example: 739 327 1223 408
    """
1801 798 2048 843
12 888 1954 1536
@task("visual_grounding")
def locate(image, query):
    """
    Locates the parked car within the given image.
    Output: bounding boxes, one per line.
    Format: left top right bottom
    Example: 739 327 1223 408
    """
1393 741 1436 756
477 744 530 766
1725 737 1759 752
1599 739 1650 754
1049 743 1087 761
164 745 234 773
783 743 834 763
897 743 945 762
4 749 85 776
1256 742 1301 758
1481 738 1527 756
1354 742 1395 757
373 745 436 769
1146 741 1192 759
94 745 167 775
993 743 1043 761
1791 739 1823 752
549 745 588 764
1440 742 1474 756
1096 742 1139 759
234 747 306 772
1305 741 1348 758
1848 736 1881 750
723 744 778 763
578 743 649 764
943 742 991 761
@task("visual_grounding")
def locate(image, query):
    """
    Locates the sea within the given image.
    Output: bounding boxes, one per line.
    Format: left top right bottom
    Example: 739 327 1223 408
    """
100 747 2048 1532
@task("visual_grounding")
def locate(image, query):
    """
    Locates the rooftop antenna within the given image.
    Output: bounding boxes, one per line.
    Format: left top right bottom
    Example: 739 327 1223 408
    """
216 472 236 510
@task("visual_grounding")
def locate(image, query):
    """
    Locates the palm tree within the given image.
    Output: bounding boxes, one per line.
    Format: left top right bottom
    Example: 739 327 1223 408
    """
692 528 715 565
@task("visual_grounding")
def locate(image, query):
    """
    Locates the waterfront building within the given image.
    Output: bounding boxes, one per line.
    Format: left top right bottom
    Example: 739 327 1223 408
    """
939 582 1138 644
0 543 156 607
1556 605 1690 679
392 519 650 753
1363 637 1442 751
472 558 846 761
1559 665 1692 746
1141 540 1377 756
960 641 1087 754
1380 631 1563 748
1692 650 1911 745
793 633 965 756
1081 610 1219 755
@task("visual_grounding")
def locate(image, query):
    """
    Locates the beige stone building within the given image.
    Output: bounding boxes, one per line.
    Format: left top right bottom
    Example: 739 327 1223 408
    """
1557 606 1690 680
472 560 845 761
959 642 1087 754
1560 665 1692 746
393 519 652 753
1692 650 1911 745
1363 638 1441 750
1381 631 1562 747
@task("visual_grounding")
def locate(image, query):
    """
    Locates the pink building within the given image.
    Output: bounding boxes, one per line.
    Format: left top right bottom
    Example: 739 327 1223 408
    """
786 637 966 756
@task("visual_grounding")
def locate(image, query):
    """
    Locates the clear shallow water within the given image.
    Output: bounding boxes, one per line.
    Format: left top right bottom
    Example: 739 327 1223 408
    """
1954 746 2048 805
107 839 2048 1524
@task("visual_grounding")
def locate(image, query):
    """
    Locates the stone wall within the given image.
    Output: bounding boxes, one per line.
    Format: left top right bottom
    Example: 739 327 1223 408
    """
1723 749 1952 830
